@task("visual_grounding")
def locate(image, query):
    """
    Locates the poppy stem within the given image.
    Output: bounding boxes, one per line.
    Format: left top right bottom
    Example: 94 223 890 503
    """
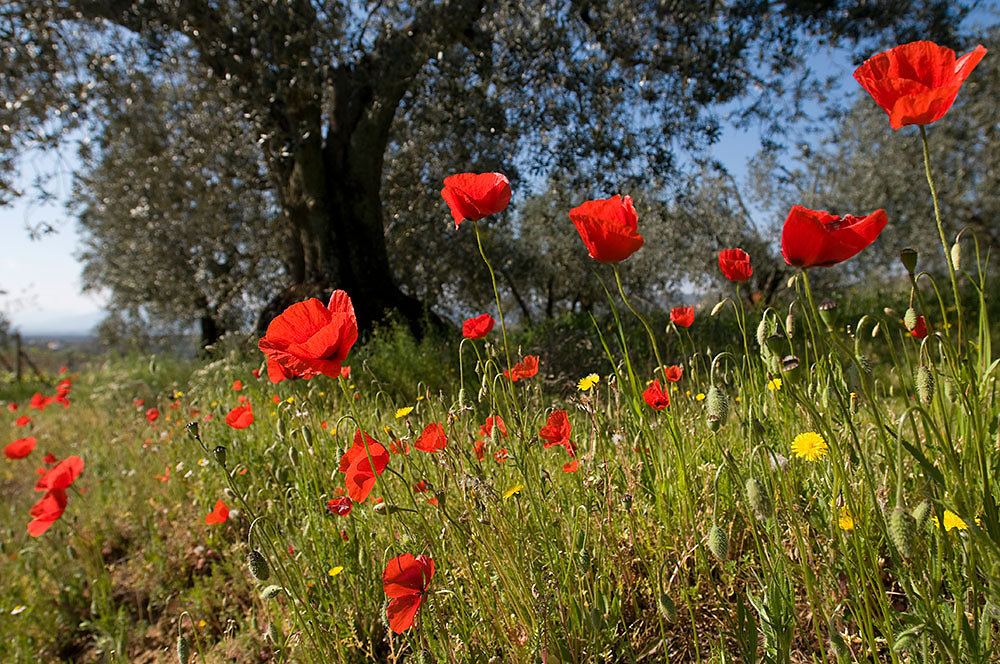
612 264 669 386
919 125 963 345
472 221 513 376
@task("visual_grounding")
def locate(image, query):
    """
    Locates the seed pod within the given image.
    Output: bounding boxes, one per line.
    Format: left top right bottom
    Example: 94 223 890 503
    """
247 550 270 581
275 417 287 439
177 634 190 664
912 500 932 531
916 366 935 405
266 621 282 645
903 307 919 332
707 525 729 561
744 478 772 521
892 628 919 652
706 386 728 429
889 507 917 559
899 247 918 276
818 299 837 329
950 241 961 271
855 354 872 376
213 445 227 467
373 501 404 516
185 421 200 441
301 426 313 447
656 593 678 622
756 316 771 348
260 584 284 600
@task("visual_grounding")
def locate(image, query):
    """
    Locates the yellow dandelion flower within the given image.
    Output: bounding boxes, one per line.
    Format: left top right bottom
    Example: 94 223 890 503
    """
173 391 184 399
395 406 414 419
328 566 344 577
791 432 828 462
838 506 854 531
211 401 218 407
767 378 782 391
198 619 206 627
417 395 425 401
695 392 706 401
285 397 295 403
502 484 523 500
577 373 600 391
932 509 969 532
319 392 325 397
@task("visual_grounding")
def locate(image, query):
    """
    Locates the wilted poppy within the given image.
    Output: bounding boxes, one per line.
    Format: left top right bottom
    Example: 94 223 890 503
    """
569 195 644 263
539 410 572 451
670 307 694 328
326 496 353 516
441 173 512 228
504 356 539 382
414 422 447 453
339 430 390 502
462 313 495 340
854 41 988 130
663 365 683 382
205 499 229 525
718 249 752 282
781 205 888 268
27 488 67 537
479 415 507 439
643 381 670 410
145 408 160 423
4 436 36 460
258 290 359 384
382 553 435 632
226 403 254 429
36 456 84 492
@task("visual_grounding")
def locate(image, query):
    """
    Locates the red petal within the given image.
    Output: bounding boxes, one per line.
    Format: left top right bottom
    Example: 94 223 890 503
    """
386 594 423 633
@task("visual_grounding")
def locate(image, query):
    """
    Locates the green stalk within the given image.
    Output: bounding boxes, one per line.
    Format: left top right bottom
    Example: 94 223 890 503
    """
473 220 513 375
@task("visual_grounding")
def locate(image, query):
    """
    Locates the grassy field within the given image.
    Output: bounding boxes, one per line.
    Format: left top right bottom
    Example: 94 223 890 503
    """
1 254 998 664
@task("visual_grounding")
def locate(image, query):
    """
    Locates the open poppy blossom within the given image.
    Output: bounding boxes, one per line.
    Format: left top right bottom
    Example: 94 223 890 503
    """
145 408 159 423
670 307 694 328
569 195 644 263
663 365 683 382
29 393 53 410
479 415 507 439
4 436 36 460
16 415 31 427
539 410 572 453
205 499 229 525
225 403 254 429
28 488 67 537
382 553 435 633
258 290 359 384
441 172 512 228
7 403 18 412
562 459 579 473
718 249 752 282
232 380 243 391
643 381 670 410
414 422 447 453
338 430 390 502
781 205 888 268
326 496 352 516
854 41 988 130
35 456 84 492
504 356 539 382
462 313 495 340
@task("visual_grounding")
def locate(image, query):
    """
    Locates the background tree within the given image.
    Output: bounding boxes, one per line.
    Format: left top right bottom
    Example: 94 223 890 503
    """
1 0 971 339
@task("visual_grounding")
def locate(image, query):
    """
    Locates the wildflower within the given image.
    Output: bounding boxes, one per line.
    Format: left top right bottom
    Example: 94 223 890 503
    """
569 194 644 263
394 406 414 419
791 432 828 461
382 553 435 632
473 439 485 461
145 408 159 423
577 373 600 391
670 306 694 328
414 422 447 453
493 448 509 463
479 415 507 438
328 566 344 577
225 403 254 429
232 380 243 391
662 365 683 382
718 248 752 282
932 509 969 532
205 499 229 525
767 378 782 391
441 172 511 228
338 430 390 502
540 410 574 453
695 392 706 401
462 313 495 340
258 290 358 383
781 206 887 268
326 496 353 516
155 466 170 482
35 456 84 492
562 460 579 473
27 488 67 536
504 356 539 382
10 605 26 615
4 436 36 459
854 41 988 130
503 484 523 500
642 381 670 410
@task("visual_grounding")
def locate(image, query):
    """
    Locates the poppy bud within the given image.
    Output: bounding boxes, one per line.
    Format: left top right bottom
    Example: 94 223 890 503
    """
266 621 282 645
301 426 313 447
744 478 772 521
373 501 404 516
950 241 961 271
889 507 917 558
288 446 299 466
260 584 284 599
892 628 919 652
912 500 932 531
785 304 795 339
247 549 270 581
899 248 918 277
177 634 190 664
818 299 837 329
707 525 728 561
756 316 772 348
706 386 728 429
213 445 227 467
656 593 678 622
710 300 726 316
871 322 880 338
903 307 919 331
276 417 287 439
916 366 935 405
185 421 200 441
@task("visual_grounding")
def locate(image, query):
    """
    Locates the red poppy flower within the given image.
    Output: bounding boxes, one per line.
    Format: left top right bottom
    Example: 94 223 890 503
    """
718 248 752 282
670 307 694 328
382 553 435 633
16 415 31 427
389 439 411 455
643 381 670 410
145 408 160 423
414 422 447 453
4 436 36 459
479 415 507 439
258 290 359 384
225 403 254 429
781 205 888 268
327 496 353 516
205 499 229 525
28 488 67 537
854 41 988 130
338 430 390 502
569 195 644 263
562 460 579 473
7 403 18 412
133 398 143 408
203 413 215 422
663 365 683 382
462 313 495 340
493 448 509 463
155 466 170 482
413 480 429 493
35 456 84 492
30 393 52 410
232 380 243 391
504 356 539 382
252 368 261 379
473 439 485 461
340 366 351 379
59 365 68 373
539 410 572 451
909 315 928 339
441 172 512 228
42 452 57 464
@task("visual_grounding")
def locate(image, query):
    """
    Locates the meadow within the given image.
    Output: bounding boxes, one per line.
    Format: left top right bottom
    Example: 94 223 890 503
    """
2 39 999 664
